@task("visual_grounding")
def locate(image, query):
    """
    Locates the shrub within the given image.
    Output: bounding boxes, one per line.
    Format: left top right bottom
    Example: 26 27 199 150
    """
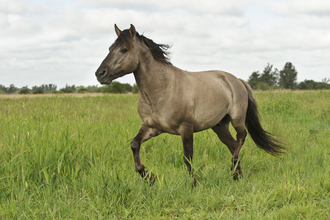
77 87 89 93
132 84 138 94
32 88 44 94
122 83 132 93
86 85 101 93
19 88 31 94
52 91 64 94
101 82 124 94
257 82 270 91
60 84 76 93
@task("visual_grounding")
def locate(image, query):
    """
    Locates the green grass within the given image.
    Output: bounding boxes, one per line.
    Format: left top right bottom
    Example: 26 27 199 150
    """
0 91 330 219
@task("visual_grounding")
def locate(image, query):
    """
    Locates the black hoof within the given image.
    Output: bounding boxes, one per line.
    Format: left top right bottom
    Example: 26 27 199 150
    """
142 170 156 185
232 170 242 181
192 177 197 188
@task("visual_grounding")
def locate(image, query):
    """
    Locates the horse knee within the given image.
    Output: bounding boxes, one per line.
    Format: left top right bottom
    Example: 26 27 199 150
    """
236 129 247 141
131 137 140 152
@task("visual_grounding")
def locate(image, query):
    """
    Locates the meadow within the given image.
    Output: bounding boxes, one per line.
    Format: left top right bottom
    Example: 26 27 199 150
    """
0 91 329 219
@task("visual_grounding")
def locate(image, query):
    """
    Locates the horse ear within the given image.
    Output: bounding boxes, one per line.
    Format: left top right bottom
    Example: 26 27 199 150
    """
129 24 136 38
114 24 121 37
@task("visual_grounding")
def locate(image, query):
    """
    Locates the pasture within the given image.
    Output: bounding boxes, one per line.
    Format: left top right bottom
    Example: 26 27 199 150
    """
0 91 330 219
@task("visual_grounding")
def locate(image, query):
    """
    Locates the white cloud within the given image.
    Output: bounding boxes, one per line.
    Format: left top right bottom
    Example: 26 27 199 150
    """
81 0 251 15
0 0 330 88
267 0 330 16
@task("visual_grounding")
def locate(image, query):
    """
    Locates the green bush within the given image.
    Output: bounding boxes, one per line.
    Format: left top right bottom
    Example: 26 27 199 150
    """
52 91 64 94
60 84 76 93
132 84 138 94
32 88 44 94
19 88 31 94
101 81 124 94
77 87 89 93
86 85 101 93
257 82 270 91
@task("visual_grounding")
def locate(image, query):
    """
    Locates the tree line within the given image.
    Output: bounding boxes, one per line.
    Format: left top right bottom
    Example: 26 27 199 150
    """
0 82 139 94
1 63 330 94
247 62 330 90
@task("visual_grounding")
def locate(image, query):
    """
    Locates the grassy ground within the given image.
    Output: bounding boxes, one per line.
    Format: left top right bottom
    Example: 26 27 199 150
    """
0 91 329 219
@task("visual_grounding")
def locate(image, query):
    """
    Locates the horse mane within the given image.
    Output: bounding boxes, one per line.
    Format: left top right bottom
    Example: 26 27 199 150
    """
114 30 172 65
136 33 172 65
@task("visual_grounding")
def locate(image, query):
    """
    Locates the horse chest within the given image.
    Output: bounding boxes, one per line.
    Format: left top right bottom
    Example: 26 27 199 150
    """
137 101 181 134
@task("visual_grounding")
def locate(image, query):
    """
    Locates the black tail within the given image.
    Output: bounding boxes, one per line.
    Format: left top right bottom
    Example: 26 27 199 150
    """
240 80 286 156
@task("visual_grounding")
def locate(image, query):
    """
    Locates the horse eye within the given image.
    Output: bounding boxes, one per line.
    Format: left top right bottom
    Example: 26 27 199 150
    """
121 48 128 53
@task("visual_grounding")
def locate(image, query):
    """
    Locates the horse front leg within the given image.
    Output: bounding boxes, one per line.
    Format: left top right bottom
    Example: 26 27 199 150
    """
180 122 196 186
131 122 160 185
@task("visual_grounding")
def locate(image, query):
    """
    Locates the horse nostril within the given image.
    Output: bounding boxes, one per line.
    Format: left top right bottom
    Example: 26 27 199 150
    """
96 69 107 77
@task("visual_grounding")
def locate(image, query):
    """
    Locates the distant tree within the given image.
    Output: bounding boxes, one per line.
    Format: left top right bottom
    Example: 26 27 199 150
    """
111 82 124 93
77 86 89 93
86 85 101 93
279 62 298 89
19 86 31 94
259 64 278 87
32 85 43 94
247 71 260 89
316 80 330 89
132 84 139 94
29 84 56 94
101 81 124 94
257 82 270 91
7 84 19 94
101 85 110 93
60 84 76 93
296 79 330 90
0 84 7 94
297 80 316 90
122 83 132 93
321 78 330 83
32 88 44 94
42 84 57 93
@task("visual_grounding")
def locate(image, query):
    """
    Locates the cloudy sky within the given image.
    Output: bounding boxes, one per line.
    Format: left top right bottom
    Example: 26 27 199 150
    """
1 0 330 88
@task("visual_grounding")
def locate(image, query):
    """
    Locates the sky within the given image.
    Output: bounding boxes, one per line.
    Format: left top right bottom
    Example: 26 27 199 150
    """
1 0 330 88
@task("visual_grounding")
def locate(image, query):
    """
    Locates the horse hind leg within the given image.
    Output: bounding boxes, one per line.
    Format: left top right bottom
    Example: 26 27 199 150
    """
212 114 246 180
230 117 247 180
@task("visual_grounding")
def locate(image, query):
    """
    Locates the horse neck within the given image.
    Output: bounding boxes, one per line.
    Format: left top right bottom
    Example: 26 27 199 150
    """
133 57 173 101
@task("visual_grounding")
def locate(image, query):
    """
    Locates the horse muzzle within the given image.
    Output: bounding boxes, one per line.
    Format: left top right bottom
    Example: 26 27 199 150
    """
95 69 114 85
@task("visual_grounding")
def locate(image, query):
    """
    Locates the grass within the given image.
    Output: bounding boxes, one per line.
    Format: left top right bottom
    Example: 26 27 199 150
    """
0 91 330 219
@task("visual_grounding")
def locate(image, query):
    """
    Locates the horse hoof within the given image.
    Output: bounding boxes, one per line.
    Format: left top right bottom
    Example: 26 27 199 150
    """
143 170 156 185
232 171 242 181
148 172 156 185
192 177 197 188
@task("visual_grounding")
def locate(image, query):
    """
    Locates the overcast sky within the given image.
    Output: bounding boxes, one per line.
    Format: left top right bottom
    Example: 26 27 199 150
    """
1 0 330 88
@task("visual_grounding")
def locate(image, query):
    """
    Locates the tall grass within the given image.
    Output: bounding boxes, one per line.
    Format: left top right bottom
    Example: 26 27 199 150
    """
0 91 329 219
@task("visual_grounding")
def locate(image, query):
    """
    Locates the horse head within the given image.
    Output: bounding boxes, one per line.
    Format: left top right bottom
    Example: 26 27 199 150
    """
95 24 139 85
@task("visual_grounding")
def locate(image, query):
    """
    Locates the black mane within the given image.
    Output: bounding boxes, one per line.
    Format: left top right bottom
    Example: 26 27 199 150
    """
114 30 172 65
136 33 172 65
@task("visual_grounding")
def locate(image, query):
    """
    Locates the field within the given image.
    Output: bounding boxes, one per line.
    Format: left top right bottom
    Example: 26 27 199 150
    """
0 91 330 219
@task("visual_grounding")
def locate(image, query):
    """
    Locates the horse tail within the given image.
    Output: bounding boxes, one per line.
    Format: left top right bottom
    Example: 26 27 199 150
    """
240 79 286 156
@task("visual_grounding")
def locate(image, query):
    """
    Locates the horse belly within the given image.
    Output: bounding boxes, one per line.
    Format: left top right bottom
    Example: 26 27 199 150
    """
193 103 228 132
191 86 231 132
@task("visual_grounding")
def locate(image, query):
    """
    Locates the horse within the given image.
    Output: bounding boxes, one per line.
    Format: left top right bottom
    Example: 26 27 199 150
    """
95 24 285 185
